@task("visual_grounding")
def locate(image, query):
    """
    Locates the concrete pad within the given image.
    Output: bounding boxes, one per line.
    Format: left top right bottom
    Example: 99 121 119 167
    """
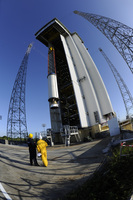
0 137 111 200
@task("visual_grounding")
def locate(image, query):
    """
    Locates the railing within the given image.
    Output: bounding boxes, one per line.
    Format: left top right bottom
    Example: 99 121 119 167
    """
120 138 133 156
60 125 81 146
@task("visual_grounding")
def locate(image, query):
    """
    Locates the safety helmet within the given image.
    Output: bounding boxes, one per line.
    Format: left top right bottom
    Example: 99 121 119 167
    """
39 135 42 140
29 133 33 138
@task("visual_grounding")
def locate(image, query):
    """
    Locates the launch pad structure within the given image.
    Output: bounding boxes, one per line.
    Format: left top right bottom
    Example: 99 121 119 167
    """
6 13 133 141
35 18 114 142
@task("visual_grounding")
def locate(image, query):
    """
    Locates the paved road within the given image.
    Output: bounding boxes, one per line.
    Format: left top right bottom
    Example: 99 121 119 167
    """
0 137 110 200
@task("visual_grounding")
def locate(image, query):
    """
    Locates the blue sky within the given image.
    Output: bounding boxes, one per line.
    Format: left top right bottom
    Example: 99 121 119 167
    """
0 0 133 137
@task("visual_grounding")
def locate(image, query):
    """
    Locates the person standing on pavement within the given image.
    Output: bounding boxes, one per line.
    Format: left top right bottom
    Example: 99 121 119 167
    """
27 133 39 166
37 135 48 167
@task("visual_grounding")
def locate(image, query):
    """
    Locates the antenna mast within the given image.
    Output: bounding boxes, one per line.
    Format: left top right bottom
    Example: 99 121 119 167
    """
99 48 133 119
74 10 133 74
7 44 32 139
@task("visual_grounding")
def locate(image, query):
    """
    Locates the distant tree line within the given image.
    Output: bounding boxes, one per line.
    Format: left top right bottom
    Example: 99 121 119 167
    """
0 136 26 141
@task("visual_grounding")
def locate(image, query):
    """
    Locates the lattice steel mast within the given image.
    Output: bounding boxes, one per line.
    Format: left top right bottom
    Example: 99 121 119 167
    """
7 44 32 139
99 48 133 118
74 10 133 74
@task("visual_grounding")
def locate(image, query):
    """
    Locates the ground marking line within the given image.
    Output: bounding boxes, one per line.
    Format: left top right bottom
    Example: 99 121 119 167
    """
0 183 12 200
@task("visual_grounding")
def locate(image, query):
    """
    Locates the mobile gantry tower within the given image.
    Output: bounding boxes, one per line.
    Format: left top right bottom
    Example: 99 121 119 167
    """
35 18 114 135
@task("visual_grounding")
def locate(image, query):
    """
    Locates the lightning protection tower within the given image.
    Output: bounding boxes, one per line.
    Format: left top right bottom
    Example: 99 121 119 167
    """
7 44 32 139
99 48 133 119
74 10 133 74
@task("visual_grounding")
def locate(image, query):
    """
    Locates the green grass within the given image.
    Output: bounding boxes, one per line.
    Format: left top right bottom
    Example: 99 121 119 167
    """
61 146 133 200
0 136 28 142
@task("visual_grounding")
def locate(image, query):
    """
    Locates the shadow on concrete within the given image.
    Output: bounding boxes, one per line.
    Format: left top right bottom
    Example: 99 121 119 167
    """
0 154 29 166
67 137 110 163
1 174 93 200
0 137 111 200
1 179 55 200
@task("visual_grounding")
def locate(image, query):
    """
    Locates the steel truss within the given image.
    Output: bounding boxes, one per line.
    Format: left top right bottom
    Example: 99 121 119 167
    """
7 44 32 139
99 48 133 118
74 10 133 73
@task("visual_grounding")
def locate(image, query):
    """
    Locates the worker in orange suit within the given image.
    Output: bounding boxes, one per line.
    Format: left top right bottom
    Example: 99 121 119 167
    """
37 135 48 167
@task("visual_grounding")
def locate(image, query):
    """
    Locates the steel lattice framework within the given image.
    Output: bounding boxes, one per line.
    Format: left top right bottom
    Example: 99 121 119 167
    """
74 10 133 73
7 44 32 139
99 48 133 118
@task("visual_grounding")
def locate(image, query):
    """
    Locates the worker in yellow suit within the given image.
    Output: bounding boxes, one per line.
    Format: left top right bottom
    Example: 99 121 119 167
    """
37 135 48 167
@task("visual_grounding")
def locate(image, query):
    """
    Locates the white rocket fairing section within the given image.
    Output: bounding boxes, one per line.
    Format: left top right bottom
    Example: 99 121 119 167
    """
47 47 59 109
48 73 59 109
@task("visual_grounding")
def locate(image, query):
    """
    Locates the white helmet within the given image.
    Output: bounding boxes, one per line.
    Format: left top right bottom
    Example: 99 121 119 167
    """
39 135 42 140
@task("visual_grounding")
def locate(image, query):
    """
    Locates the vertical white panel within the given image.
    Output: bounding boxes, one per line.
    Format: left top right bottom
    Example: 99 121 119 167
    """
60 34 90 127
108 117 120 136
72 34 114 116
65 34 103 126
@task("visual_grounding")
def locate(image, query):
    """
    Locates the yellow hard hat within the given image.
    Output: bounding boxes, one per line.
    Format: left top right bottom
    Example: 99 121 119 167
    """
49 47 53 51
29 133 33 138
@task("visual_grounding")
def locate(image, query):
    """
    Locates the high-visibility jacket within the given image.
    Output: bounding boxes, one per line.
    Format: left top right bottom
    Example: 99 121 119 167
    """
37 139 48 167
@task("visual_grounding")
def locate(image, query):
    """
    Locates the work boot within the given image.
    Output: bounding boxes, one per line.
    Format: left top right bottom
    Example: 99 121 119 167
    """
35 163 39 166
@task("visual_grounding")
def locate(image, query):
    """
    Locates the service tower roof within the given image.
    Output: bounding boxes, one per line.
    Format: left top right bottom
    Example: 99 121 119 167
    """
35 18 71 47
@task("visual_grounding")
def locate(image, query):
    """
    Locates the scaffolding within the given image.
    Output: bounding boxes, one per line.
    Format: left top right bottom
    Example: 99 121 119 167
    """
55 43 80 127
60 125 81 146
